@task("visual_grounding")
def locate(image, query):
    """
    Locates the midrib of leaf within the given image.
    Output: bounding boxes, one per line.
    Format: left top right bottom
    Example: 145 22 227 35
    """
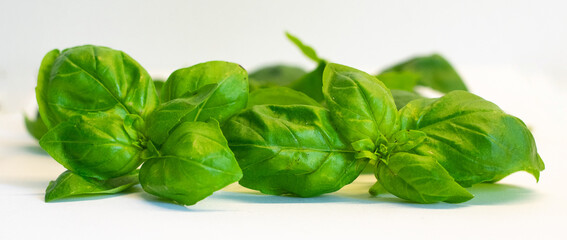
63 56 132 115
228 143 354 153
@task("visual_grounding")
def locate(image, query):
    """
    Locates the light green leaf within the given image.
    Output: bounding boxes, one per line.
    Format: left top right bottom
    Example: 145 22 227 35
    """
247 86 321 107
285 32 321 63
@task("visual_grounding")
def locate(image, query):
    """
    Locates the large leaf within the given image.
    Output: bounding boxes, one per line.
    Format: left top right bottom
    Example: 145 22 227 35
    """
160 61 248 124
323 63 399 145
223 105 367 197
45 170 139 202
247 86 321 108
381 54 467 93
36 45 158 128
139 120 242 205
39 114 146 180
376 152 473 203
399 91 545 187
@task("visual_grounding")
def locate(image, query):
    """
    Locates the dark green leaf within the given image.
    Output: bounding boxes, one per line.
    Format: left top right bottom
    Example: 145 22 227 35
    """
36 45 159 128
24 111 48 140
139 120 242 205
381 54 467 93
285 32 321 63
247 86 322 108
249 64 306 91
322 63 399 145
153 79 165 99
161 61 248 124
399 91 545 187
376 152 474 203
223 105 367 197
45 170 139 202
39 114 146 180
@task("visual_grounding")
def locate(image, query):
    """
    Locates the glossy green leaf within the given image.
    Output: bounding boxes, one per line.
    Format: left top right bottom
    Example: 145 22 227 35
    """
377 71 420 92
139 120 242 205
145 83 217 146
24 111 48 140
399 91 545 187
382 54 467 93
323 63 399 145
376 152 474 203
39 114 146 180
45 170 139 202
247 86 322 107
249 64 306 91
161 61 248 124
36 45 159 128
223 105 367 197
285 32 321 63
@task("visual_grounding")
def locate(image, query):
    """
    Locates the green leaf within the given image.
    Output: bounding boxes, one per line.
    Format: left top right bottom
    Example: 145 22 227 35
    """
45 170 139 202
139 120 242 205
24 111 48 140
381 54 467 93
399 91 545 187
322 63 399 145
248 64 306 91
223 105 367 197
247 86 322 108
36 45 159 128
39 114 145 180
377 71 420 92
376 152 474 203
287 61 326 102
145 83 217 146
153 79 165 99
161 61 248 124
285 32 321 63
390 89 425 110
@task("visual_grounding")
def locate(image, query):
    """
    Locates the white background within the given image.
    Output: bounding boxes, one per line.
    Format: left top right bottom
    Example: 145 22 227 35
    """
1 0 566 239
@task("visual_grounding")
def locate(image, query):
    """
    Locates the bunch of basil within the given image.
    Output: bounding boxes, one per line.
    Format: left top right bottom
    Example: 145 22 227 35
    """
30 34 544 205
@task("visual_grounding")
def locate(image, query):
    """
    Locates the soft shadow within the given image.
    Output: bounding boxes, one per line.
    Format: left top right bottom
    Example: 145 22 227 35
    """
218 190 379 204
465 183 536 205
19 145 48 156
139 192 220 212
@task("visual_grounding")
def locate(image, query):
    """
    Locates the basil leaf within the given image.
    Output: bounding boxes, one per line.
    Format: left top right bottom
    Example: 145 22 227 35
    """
223 105 367 197
249 64 306 91
377 152 474 203
377 71 420 92
39 114 146 180
161 61 248 124
285 32 321 63
390 89 425 110
399 91 545 187
247 86 322 107
140 120 242 205
45 170 139 202
288 61 326 102
24 111 48 140
145 83 217 146
323 63 399 144
382 54 467 93
153 79 165 99
36 45 159 128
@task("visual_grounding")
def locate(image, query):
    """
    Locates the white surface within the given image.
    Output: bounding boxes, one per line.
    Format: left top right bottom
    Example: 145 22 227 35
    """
1 0 566 239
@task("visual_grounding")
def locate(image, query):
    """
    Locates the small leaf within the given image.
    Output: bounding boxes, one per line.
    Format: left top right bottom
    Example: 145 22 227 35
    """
377 71 420 92
45 170 139 202
390 130 426 152
285 32 321 63
376 152 474 203
390 89 425 110
161 61 248 124
24 111 48 140
140 120 242 205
